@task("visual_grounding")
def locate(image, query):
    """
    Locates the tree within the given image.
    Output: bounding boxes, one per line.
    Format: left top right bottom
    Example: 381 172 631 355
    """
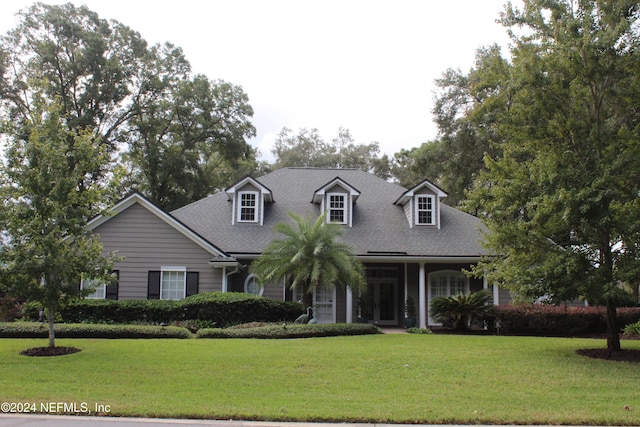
0 96 118 349
0 3 257 208
125 75 256 210
271 126 392 179
466 0 640 353
250 212 366 310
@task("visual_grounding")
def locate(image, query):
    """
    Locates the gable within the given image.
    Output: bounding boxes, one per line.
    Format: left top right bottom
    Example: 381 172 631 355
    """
88 193 225 257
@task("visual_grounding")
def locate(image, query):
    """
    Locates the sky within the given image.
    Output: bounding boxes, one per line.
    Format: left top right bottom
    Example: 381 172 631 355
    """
0 1 515 161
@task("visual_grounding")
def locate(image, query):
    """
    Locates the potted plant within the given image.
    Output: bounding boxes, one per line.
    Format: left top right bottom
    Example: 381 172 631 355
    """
404 295 417 329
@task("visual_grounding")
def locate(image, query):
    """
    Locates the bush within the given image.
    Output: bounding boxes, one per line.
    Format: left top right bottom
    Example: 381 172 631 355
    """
406 327 433 334
0 296 23 322
624 320 640 336
196 323 380 339
22 292 304 327
0 322 192 339
493 305 640 336
429 290 494 331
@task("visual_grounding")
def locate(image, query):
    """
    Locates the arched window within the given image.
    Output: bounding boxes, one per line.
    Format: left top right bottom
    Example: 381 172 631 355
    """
428 270 469 298
244 274 263 296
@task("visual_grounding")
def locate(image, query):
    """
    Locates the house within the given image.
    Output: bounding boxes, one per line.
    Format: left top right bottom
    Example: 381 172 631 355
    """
86 167 508 327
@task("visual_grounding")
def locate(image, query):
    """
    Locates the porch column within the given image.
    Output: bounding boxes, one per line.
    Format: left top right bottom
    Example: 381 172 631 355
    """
419 262 427 329
346 286 353 323
221 267 227 293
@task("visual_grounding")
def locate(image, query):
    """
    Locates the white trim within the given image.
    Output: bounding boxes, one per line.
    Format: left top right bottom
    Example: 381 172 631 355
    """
160 266 187 300
327 192 347 225
86 193 225 257
237 191 259 223
415 194 435 226
244 273 263 296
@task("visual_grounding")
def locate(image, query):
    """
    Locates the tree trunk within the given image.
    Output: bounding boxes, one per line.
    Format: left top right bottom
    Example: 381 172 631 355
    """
47 304 56 349
605 299 621 354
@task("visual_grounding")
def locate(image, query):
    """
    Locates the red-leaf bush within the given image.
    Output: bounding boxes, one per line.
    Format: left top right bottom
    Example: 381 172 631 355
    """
491 304 640 336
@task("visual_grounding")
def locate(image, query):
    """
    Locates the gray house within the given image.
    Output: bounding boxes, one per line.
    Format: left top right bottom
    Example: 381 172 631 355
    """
87 167 505 327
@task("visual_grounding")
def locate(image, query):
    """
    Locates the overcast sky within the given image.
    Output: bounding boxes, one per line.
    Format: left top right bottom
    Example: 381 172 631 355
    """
1 1 516 161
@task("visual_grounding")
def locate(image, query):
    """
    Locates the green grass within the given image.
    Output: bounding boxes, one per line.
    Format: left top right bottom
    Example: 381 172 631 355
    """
1 335 639 425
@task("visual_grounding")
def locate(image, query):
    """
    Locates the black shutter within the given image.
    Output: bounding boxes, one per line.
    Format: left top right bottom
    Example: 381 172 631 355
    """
148 271 161 299
106 270 119 300
186 272 199 297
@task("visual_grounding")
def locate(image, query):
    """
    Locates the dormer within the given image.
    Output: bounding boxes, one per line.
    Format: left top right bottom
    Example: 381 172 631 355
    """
225 176 273 225
312 177 360 227
394 180 447 229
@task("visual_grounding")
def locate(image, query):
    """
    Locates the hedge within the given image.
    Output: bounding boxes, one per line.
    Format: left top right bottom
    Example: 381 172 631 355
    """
0 322 192 339
22 292 304 328
491 305 640 336
196 323 380 339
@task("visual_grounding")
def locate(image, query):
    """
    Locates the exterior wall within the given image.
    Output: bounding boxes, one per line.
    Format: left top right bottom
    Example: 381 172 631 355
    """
231 261 285 300
93 202 222 300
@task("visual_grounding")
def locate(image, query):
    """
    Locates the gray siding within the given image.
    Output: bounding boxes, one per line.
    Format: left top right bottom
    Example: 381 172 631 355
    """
94 202 222 300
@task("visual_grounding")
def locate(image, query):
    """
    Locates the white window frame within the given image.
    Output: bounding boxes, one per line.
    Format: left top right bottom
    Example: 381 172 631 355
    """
81 277 106 299
238 191 259 223
415 195 435 225
428 270 469 299
244 273 264 296
327 193 347 224
161 266 187 300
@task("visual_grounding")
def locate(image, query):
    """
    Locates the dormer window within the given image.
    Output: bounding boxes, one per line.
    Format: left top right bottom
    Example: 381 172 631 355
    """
394 179 447 229
416 195 435 225
328 193 346 224
238 191 258 222
312 177 360 227
225 176 274 226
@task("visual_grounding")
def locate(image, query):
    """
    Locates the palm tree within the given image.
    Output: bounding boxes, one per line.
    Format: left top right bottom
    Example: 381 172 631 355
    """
250 211 366 311
429 290 494 331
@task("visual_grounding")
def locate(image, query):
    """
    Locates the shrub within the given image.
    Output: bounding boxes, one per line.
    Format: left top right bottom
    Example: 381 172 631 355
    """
197 323 380 339
0 322 192 339
429 290 494 331
0 295 23 322
493 305 640 336
406 327 433 334
22 292 304 327
623 320 640 336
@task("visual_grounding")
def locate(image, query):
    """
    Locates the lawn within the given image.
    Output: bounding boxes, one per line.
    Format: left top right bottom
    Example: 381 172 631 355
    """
1 334 639 425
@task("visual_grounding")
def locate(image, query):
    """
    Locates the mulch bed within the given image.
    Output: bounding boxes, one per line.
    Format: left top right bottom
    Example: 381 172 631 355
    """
576 348 640 363
20 346 81 357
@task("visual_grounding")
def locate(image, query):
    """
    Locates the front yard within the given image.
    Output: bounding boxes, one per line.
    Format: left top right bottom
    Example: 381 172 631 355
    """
1 334 639 425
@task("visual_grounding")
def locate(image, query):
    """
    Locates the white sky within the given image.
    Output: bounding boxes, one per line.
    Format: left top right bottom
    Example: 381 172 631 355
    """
0 1 515 161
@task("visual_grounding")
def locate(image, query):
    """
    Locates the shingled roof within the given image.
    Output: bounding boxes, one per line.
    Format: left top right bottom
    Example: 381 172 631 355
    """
171 167 489 259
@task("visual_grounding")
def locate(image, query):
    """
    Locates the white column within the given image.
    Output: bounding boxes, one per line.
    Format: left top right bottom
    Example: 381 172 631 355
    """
346 286 353 323
419 262 427 329
403 263 408 316
221 267 227 293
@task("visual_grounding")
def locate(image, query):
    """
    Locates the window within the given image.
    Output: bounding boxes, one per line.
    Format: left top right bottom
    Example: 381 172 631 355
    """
416 195 435 225
238 191 258 222
244 274 263 296
82 278 106 299
328 193 346 224
81 271 119 300
429 271 468 298
161 267 186 300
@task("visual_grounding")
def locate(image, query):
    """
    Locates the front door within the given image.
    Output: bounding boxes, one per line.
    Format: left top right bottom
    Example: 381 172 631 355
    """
373 281 397 325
